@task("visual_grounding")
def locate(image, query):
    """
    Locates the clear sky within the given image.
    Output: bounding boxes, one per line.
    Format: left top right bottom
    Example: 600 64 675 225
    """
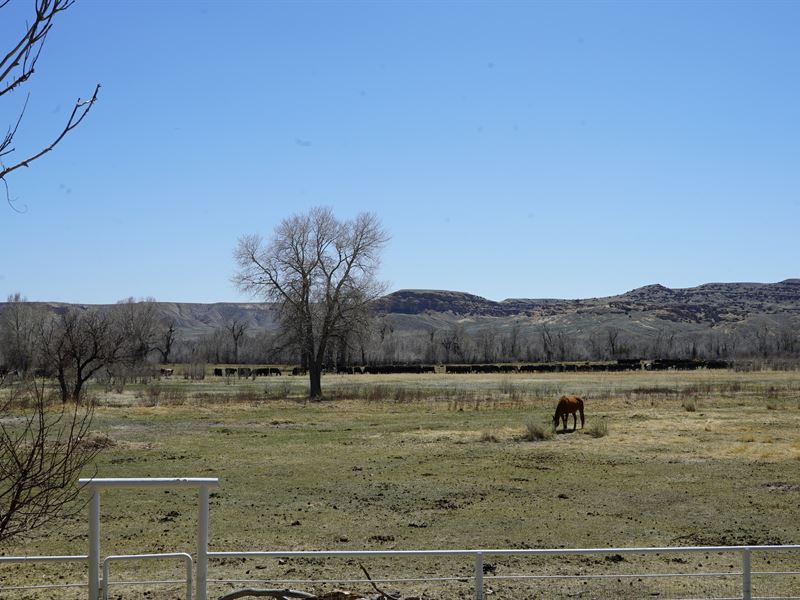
0 0 798 304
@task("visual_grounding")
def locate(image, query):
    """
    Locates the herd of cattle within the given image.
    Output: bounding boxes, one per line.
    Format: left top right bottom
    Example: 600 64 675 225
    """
200 359 729 378
0 359 731 380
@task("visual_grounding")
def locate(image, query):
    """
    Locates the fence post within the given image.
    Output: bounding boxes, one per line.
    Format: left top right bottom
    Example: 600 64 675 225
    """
88 488 100 600
742 548 751 600
198 484 210 600
474 552 484 600
186 553 194 600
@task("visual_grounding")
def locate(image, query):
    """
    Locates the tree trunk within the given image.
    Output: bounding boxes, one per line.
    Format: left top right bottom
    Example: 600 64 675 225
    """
57 369 69 404
71 380 83 404
308 364 322 400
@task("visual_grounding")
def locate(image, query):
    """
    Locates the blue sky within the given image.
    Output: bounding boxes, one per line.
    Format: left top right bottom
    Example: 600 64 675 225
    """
0 0 798 304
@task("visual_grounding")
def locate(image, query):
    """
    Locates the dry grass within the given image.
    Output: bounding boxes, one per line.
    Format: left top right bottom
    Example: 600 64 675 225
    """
521 419 553 441
585 418 609 438
3 368 800 599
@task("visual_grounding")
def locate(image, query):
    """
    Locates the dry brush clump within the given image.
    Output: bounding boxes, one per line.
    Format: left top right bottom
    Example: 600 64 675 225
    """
585 419 609 438
522 419 553 442
479 431 500 443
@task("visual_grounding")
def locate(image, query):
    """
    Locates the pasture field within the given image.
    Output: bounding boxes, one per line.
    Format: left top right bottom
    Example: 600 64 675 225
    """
3 369 800 599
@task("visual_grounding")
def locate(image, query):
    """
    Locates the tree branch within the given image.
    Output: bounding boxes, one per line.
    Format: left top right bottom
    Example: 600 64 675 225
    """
0 83 100 184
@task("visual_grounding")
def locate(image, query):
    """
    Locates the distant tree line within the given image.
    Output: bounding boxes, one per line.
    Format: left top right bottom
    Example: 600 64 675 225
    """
2 295 798 386
167 316 799 368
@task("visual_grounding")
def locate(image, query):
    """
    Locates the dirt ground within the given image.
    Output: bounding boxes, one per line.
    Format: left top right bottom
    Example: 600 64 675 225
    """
2 369 800 599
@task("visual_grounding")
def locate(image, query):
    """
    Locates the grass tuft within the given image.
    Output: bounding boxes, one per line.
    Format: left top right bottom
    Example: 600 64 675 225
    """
585 419 609 438
522 419 553 441
479 431 500 443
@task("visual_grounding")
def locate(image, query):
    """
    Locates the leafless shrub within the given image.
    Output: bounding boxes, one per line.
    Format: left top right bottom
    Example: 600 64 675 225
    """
183 363 206 380
160 388 187 406
144 382 162 406
0 377 101 543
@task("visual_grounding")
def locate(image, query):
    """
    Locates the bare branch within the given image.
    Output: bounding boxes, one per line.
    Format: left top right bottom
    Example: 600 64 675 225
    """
0 0 97 207
0 83 100 183
0 376 101 543
0 0 75 96
358 562 401 600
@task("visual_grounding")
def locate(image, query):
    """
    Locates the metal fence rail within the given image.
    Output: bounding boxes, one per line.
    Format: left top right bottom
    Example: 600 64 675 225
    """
0 552 194 599
0 555 88 594
2 479 798 600
208 545 800 600
102 552 193 600
3 545 799 599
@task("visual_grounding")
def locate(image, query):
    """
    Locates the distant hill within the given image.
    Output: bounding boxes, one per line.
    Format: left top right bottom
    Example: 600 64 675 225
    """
370 280 800 361
377 280 800 323
4 279 799 362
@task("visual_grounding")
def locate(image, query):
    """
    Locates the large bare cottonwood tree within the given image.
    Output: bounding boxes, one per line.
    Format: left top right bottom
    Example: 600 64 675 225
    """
233 207 389 399
1 0 99 208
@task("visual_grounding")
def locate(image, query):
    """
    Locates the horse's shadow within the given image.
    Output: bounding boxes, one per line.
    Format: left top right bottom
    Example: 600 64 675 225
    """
554 429 579 435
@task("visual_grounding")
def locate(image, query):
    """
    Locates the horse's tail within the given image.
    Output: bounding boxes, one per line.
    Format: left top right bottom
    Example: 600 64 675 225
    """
579 398 585 428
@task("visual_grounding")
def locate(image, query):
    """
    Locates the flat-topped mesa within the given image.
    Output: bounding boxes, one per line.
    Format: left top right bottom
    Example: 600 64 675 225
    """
375 289 505 316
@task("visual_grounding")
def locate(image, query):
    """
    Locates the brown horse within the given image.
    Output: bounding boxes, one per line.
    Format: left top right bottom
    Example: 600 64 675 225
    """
552 395 585 432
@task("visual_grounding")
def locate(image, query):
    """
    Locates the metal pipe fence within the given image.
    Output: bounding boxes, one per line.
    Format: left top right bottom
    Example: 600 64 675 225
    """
208 546 800 600
102 552 193 600
2 544 799 599
0 555 88 595
1 478 798 599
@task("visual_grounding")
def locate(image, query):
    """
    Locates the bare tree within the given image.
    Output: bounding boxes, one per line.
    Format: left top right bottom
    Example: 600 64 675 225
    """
199 328 228 364
1 0 100 209
540 324 554 362
153 318 178 364
777 324 798 357
116 297 159 365
0 375 100 543
38 307 126 403
438 324 470 363
226 319 248 364
0 293 36 373
753 325 772 358
605 327 620 359
554 331 573 361
476 326 498 363
501 321 521 362
233 207 389 399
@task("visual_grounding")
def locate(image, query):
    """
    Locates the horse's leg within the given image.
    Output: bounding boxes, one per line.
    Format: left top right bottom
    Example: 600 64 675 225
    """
572 411 577 431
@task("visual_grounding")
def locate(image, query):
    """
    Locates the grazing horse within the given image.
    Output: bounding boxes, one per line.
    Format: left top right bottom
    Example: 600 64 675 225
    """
552 395 585 432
